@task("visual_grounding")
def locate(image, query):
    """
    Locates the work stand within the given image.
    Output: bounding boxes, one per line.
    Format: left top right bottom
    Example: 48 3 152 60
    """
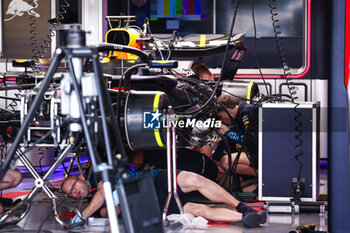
162 108 184 223
0 26 123 232
0 144 82 228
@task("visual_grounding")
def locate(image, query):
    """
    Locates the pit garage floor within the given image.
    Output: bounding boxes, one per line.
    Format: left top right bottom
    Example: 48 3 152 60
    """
0 168 328 233
0 200 327 233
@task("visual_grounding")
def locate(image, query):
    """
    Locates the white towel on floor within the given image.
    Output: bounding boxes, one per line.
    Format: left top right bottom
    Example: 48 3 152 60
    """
167 213 208 228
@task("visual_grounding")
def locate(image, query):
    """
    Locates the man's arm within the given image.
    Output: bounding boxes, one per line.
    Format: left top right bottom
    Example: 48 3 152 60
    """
81 181 106 218
80 181 120 219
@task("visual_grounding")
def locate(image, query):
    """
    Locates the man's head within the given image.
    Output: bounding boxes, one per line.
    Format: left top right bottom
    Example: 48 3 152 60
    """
128 150 144 168
191 63 215 81
216 95 240 126
61 175 91 199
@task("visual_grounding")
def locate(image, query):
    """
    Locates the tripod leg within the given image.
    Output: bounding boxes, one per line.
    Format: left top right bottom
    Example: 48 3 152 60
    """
92 56 132 231
66 55 120 233
91 56 114 166
91 56 127 161
0 49 65 180
100 167 119 232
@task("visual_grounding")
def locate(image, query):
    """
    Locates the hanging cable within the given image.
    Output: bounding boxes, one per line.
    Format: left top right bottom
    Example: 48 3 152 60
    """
29 0 40 64
29 0 70 70
39 0 70 59
269 0 304 201
7 92 19 111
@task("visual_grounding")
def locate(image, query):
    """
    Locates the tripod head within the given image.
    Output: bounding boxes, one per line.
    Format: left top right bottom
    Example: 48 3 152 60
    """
60 25 86 48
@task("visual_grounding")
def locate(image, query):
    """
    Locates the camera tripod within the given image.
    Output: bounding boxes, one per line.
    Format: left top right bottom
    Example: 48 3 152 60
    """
0 25 126 232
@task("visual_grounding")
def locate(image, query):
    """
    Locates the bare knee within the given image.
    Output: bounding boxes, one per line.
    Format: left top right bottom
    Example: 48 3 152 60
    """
5 169 22 188
220 155 229 171
13 171 22 187
178 171 206 193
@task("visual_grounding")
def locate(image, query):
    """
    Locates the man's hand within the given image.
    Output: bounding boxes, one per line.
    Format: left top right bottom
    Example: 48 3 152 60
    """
236 144 247 151
191 145 201 151
199 144 213 157
218 124 230 135
70 213 86 225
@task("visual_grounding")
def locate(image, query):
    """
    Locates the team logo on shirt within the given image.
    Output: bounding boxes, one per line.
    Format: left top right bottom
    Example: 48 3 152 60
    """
242 115 249 127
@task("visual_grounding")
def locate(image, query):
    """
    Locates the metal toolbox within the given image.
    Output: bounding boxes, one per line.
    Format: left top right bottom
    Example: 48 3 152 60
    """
258 102 320 202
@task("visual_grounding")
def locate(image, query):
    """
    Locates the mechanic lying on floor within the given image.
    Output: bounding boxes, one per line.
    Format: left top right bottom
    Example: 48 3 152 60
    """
61 151 266 228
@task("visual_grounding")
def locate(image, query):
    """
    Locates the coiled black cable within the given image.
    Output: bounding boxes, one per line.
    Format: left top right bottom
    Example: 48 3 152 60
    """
37 0 68 59
56 0 70 24
29 0 40 64
269 0 297 102
29 0 70 69
7 92 19 111
269 0 304 201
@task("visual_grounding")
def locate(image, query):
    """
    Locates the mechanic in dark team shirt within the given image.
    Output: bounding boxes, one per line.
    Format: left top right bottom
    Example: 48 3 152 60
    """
214 94 258 177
